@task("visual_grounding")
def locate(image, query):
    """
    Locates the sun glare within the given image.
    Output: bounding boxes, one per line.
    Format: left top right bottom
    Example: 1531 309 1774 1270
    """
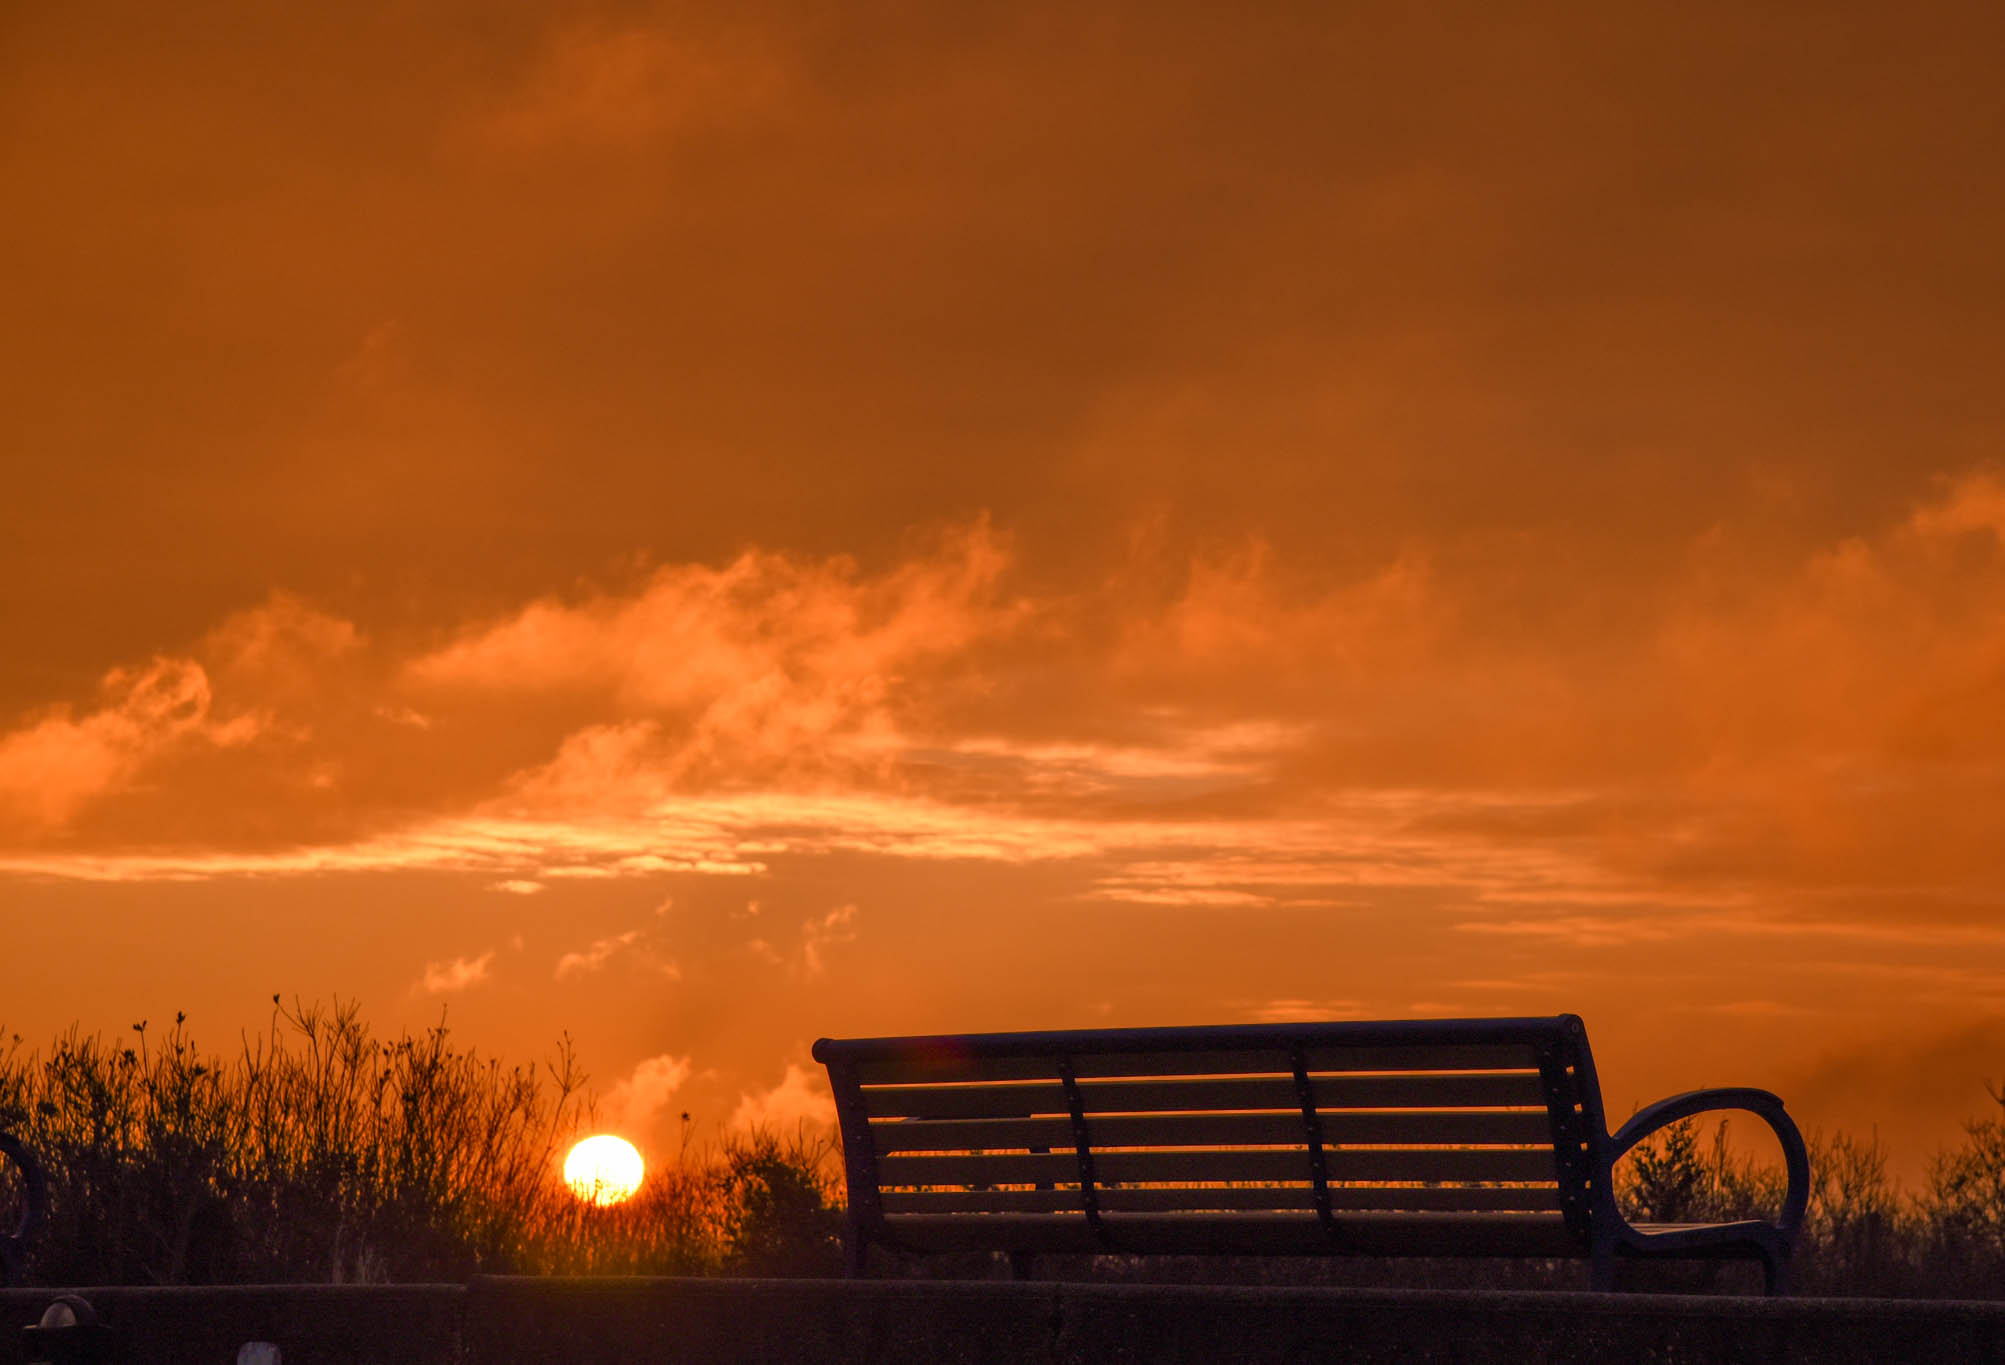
563 1134 644 1206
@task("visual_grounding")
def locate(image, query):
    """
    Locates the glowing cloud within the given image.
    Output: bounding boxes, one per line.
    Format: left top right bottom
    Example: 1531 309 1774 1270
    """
417 951 494 994
602 1053 693 1133
0 659 233 830
729 1063 836 1135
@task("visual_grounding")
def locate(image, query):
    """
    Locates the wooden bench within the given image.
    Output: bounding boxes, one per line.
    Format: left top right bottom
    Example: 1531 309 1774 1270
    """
813 1015 1810 1293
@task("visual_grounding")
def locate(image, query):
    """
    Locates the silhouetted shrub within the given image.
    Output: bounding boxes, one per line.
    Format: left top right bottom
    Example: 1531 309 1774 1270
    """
718 1130 845 1277
1621 1117 1710 1223
0 1002 840 1286
1917 1103 2005 1296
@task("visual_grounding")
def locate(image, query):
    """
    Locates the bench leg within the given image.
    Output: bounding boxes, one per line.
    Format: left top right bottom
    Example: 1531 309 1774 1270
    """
1762 1249 1790 1297
844 1232 869 1278
1590 1244 1616 1292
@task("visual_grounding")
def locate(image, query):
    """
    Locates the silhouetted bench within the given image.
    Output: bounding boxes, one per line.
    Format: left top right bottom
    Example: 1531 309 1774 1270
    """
813 1015 1810 1293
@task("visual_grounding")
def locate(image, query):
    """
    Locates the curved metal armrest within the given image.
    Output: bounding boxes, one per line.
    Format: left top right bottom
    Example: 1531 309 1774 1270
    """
1610 1087 1809 1236
0 1130 47 1285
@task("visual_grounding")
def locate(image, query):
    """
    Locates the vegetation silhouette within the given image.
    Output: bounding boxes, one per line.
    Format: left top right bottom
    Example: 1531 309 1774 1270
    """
0 1000 842 1285
8 1001 2005 1296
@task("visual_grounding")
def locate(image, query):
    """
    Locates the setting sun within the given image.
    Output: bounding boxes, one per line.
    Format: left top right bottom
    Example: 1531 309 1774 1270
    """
563 1135 644 1207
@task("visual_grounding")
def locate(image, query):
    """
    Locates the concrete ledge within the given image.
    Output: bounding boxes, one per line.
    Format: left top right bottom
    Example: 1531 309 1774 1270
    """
0 1284 462 1365
467 1277 1058 1365
466 1277 2005 1365
5 1278 2005 1365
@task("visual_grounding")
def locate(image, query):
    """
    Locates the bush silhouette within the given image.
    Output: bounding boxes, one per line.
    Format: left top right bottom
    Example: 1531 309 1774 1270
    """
0 1001 840 1286
718 1131 845 1277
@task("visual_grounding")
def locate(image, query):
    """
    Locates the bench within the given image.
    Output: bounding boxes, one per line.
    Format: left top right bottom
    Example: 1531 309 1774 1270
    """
813 1014 1810 1293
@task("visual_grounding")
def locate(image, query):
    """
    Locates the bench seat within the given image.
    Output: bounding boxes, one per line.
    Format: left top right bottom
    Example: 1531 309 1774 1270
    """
814 1014 1809 1293
876 1212 1585 1259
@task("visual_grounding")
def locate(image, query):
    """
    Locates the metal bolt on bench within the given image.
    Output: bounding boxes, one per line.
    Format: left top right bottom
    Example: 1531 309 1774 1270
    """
21 1296 112 1365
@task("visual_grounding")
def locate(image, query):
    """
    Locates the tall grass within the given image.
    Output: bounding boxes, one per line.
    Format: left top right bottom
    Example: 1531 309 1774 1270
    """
0 1001 841 1286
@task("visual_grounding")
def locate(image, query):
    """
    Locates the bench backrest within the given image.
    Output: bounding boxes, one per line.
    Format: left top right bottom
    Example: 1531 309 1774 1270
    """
815 1016 1609 1259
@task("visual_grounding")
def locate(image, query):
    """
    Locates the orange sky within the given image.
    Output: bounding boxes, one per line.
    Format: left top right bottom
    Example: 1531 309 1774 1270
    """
5 2 2005 1183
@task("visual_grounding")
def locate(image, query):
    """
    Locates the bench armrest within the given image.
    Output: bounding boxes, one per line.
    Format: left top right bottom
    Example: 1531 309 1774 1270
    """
0 1131 46 1285
1609 1087 1809 1236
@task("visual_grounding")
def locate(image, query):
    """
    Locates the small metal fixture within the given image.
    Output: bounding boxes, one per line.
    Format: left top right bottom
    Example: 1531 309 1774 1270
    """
21 1294 112 1365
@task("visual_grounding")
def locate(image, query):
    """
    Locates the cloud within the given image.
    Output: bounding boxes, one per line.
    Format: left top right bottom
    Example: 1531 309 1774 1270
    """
464 22 787 154
0 658 237 830
204 592 362 690
412 522 1012 702
798 904 857 978
1454 913 1686 950
417 951 494 994
602 1053 693 1133
1243 999 1367 1023
1111 544 1438 689
4 475 2005 957
412 521 1021 788
1906 471 2005 545
1783 1018 2005 1185
0 592 372 840
735 901 909 979
555 928 643 979
729 1063 835 1134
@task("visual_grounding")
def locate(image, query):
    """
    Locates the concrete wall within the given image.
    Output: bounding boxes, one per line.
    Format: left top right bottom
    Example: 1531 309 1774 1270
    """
8 1278 2005 1365
0 1285 461 1365
465 1278 2005 1365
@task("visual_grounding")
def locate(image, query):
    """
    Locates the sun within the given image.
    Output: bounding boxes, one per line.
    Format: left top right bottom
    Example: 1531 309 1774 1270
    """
563 1134 645 1206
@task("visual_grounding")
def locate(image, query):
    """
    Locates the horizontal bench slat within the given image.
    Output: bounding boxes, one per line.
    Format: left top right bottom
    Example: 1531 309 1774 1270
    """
867 1109 1555 1152
881 1184 1564 1214
878 1211 1581 1258
876 1147 1558 1188
848 1044 1541 1085
860 1072 1551 1119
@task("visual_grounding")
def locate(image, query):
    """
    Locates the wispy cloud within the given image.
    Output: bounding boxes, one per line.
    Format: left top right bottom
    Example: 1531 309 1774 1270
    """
417 951 494 994
798 904 858 979
556 929 642 978
0 659 248 829
729 1063 835 1134
460 22 787 154
1242 998 1368 1024
554 926 678 981
602 1053 693 1136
